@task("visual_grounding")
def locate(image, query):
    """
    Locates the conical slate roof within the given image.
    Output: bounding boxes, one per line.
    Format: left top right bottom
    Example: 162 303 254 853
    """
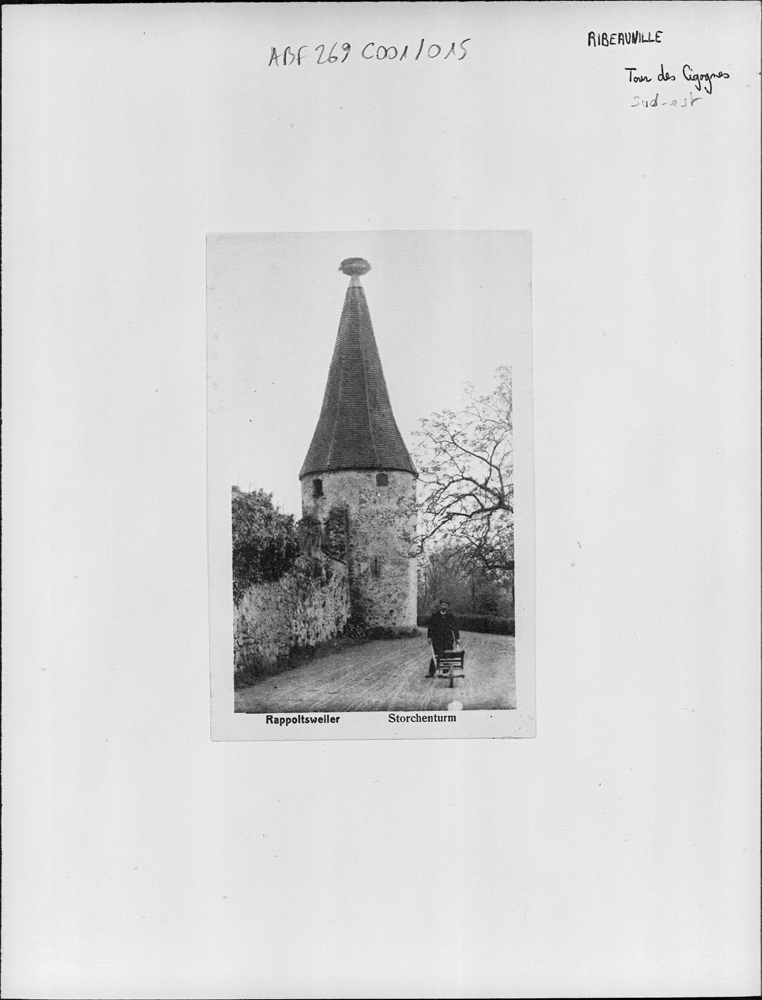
300 259 417 479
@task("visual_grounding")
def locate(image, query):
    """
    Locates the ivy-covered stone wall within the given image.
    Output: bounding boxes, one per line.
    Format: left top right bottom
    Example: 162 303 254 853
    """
234 552 349 675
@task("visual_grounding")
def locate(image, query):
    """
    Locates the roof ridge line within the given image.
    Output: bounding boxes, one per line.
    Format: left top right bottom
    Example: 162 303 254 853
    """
358 289 380 467
324 293 347 469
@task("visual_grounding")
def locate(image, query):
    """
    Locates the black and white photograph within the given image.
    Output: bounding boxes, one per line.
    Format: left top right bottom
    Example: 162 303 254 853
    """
4 3 759 997
208 231 535 739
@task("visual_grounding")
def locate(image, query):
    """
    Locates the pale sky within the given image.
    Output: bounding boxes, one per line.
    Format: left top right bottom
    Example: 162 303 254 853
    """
208 230 531 517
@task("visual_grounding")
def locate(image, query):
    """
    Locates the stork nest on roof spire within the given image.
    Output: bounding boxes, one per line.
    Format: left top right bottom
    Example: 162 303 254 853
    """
339 258 371 276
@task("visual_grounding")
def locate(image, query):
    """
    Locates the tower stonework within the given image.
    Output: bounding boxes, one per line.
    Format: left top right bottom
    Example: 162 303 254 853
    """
300 259 417 632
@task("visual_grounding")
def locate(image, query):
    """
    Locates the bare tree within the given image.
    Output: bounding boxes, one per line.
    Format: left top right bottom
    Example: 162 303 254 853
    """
413 367 514 578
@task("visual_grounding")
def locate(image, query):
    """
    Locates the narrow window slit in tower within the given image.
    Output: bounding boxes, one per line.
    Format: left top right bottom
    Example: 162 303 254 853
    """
313 479 323 498
376 473 388 486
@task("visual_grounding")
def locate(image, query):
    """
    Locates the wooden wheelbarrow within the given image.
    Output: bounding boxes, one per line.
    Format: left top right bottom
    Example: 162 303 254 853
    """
432 648 466 688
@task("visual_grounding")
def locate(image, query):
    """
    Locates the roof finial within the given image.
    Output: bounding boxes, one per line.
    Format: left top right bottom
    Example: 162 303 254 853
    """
339 257 370 287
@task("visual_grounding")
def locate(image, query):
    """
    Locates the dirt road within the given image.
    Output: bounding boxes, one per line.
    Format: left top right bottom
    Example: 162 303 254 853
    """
235 630 515 714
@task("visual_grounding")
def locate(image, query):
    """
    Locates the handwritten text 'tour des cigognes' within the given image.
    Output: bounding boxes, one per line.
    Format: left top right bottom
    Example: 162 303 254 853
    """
268 39 471 66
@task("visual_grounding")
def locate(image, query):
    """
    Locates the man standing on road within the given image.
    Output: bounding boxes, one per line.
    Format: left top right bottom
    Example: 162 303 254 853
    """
426 599 460 677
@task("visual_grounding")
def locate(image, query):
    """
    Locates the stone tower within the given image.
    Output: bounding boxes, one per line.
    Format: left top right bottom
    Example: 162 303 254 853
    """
300 258 418 632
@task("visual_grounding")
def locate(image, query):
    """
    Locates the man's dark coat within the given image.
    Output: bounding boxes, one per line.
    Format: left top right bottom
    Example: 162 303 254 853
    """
427 610 460 654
